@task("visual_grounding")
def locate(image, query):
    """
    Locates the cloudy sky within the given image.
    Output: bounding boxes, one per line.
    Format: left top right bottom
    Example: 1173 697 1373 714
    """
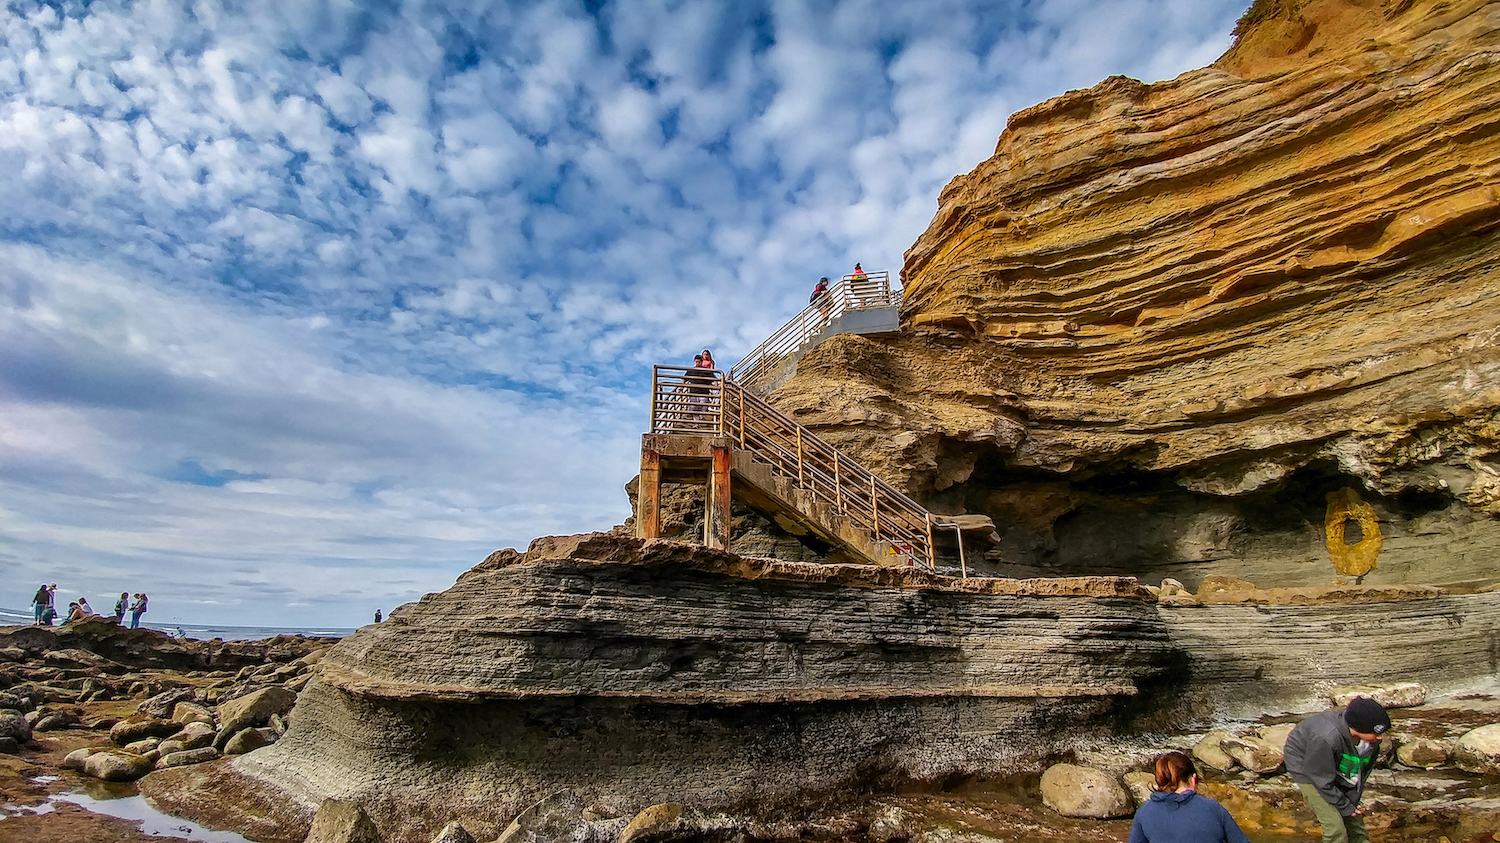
0 0 1247 628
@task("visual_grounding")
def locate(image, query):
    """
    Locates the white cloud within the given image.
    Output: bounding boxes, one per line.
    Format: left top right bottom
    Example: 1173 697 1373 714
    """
0 0 1247 627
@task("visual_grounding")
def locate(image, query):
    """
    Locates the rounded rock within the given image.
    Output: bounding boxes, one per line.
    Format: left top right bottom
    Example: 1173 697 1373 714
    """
156 746 221 769
1223 735 1284 774
1453 725 1500 774
1122 771 1157 807
0 710 32 743
1039 763 1132 819
82 750 153 782
62 747 95 771
1396 737 1449 769
1192 730 1237 772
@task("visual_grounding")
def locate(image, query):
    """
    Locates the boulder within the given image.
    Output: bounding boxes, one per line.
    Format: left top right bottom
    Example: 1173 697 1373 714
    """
305 799 381 843
429 822 477 843
156 746 220 768
0 709 32 742
1223 735 1284 774
1122 771 1157 807
171 701 214 726
617 802 737 843
1331 683 1426 709
1397 737 1449 769
214 686 296 746
0 737 17 755
165 721 216 750
80 677 114 702
33 711 74 732
157 739 187 757
223 726 270 755
496 789 590 843
867 803 919 843
110 718 180 745
62 747 95 770
43 648 115 669
1192 731 1237 772
1454 725 1500 774
136 687 198 720
86 716 120 730
619 802 684 843
1256 724 1297 752
1039 763 1132 819
124 737 162 755
82 750 153 782
1157 579 1202 607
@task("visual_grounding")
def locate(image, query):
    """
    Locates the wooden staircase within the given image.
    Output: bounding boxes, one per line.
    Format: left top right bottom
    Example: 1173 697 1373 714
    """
637 366 936 569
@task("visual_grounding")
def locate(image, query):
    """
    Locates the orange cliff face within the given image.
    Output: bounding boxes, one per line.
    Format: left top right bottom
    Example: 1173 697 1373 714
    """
768 0 1500 588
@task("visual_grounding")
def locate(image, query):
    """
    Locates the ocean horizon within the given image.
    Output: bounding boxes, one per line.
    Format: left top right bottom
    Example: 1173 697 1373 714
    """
0 606 355 642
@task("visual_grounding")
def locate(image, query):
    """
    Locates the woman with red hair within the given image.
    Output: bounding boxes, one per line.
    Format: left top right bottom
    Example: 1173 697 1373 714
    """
1128 751 1249 843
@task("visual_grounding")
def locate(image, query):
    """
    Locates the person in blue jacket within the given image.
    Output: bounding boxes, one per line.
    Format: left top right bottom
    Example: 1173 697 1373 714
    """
1129 750 1250 843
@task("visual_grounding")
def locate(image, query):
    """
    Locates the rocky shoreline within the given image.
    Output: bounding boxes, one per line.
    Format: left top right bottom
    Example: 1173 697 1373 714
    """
5 614 1500 843
0 617 334 843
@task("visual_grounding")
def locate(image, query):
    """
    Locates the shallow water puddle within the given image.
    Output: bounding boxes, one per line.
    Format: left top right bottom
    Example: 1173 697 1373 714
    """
50 793 254 843
0 801 56 818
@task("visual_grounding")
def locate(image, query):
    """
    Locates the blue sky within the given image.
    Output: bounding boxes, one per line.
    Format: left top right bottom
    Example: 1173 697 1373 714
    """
0 0 1247 627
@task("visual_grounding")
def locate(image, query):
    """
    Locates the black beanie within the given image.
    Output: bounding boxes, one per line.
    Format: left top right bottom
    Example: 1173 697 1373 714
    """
1345 697 1392 735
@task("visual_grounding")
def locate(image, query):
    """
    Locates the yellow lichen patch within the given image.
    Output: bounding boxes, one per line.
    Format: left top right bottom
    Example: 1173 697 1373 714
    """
1325 488 1382 576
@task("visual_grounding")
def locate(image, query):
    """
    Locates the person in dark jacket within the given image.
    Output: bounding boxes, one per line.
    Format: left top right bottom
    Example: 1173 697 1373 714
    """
1128 750 1250 843
1284 697 1390 843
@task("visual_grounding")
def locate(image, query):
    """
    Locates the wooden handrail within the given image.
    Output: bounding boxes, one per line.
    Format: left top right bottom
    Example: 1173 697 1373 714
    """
729 271 899 388
650 365 935 570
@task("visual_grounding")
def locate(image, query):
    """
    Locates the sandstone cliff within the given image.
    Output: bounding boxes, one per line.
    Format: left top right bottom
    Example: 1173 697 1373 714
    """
766 0 1500 589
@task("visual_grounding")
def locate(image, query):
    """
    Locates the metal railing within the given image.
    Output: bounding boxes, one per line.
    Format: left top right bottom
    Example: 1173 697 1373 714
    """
650 365 935 569
729 271 900 388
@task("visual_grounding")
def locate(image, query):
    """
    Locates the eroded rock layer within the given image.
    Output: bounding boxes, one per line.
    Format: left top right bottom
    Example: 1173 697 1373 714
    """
766 0 1500 587
154 535 1500 842
208 536 1173 841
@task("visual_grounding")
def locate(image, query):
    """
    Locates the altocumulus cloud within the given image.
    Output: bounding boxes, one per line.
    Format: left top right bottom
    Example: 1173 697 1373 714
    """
0 0 1246 627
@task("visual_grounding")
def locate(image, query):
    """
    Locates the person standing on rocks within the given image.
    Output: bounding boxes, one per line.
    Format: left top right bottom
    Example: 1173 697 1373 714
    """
1284 697 1390 843
1128 750 1249 843
113 592 129 623
129 593 149 629
32 584 50 625
374 609 382 623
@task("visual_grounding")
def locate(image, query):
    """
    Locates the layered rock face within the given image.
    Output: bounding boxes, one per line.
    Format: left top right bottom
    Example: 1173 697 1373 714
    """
767 0 1500 589
151 535 1500 842
214 536 1173 841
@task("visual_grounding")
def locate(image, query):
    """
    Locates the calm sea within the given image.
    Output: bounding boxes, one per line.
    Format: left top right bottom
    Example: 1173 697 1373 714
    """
0 606 354 642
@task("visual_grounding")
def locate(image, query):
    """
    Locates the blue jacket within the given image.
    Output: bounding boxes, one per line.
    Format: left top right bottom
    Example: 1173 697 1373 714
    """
1127 790 1250 843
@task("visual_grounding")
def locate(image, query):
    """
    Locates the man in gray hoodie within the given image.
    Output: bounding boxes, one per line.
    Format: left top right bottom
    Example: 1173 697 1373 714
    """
1283 697 1391 843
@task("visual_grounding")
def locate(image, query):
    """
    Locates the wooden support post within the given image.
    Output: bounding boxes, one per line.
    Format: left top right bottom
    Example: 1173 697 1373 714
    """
706 443 733 550
638 447 662 539
833 453 843 514
925 515 936 572
955 524 967 579
796 428 804 487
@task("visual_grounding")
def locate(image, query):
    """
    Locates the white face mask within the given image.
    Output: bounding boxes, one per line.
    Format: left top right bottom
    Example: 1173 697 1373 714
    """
1357 740 1373 754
